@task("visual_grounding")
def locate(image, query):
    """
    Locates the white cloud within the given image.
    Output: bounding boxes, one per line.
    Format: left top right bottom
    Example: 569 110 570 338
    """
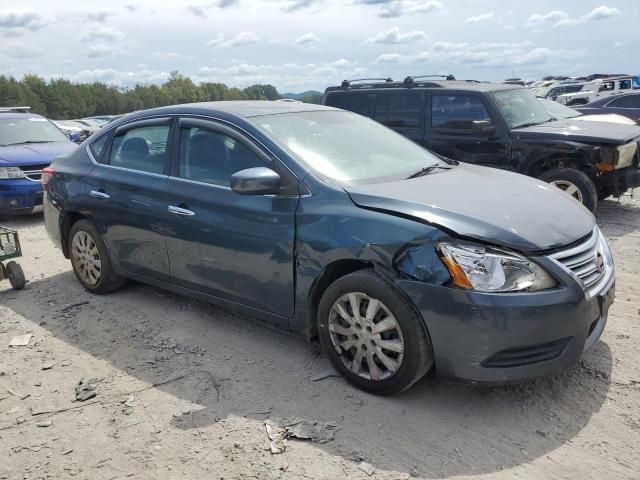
0 9 48 33
379 0 442 18
205 34 225 47
295 33 319 46
221 32 259 48
85 11 114 23
87 44 112 58
2 41 41 59
151 52 180 59
281 0 324 13
525 5 621 28
82 26 123 42
465 12 494 23
365 27 427 44
68 68 170 86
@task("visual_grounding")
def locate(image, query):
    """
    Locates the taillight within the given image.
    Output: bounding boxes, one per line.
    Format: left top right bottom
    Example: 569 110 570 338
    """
42 167 56 190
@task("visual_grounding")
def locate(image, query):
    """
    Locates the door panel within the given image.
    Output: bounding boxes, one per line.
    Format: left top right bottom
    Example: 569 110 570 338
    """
164 120 298 317
85 120 172 280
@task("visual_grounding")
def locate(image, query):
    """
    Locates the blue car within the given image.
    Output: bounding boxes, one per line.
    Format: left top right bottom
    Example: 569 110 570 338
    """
0 107 78 215
43 101 614 394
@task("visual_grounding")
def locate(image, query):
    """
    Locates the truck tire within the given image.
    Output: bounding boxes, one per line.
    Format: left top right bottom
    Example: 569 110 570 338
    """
539 168 598 212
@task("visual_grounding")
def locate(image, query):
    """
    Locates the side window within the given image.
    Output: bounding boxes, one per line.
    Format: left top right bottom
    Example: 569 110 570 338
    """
109 125 169 174
431 95 491 130
178 127 265 187
325 94 375 118
619 80 631 90
608 95 640 108
599 81 614 92
375 94 421 128
89 134 109 161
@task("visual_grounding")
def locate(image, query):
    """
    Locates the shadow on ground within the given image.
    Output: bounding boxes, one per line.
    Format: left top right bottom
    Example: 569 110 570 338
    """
3 269 613 478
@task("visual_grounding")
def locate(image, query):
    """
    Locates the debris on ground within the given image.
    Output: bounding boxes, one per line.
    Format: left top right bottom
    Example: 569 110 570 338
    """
9 334 32 347
60 301 89 313
309 368 341 382
41 361 56 370
36 420 52 428
75 377 100 402
357 461 375 476
264 417 340 454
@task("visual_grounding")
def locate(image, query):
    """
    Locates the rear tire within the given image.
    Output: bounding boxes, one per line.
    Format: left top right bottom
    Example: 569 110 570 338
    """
6 261 26 290
539 168 598 212
317 269 433 395
68 220 126 294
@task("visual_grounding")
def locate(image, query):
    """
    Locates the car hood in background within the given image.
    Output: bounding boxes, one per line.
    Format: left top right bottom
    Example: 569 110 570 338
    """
513 118 640 145
345 164 595 253
0 142 77 166
575 114 637 126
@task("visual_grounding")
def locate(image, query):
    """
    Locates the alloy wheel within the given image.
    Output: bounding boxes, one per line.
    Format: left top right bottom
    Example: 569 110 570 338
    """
71 231 102 286
328 292 405 381
551 180 584 202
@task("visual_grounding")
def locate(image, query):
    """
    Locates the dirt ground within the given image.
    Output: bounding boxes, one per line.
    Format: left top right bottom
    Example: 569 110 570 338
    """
0 195 639 480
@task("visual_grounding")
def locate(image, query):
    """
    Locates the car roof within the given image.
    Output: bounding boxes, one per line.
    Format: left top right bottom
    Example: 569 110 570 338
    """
0 111 46 120
123 100 337 121
325 80 519 94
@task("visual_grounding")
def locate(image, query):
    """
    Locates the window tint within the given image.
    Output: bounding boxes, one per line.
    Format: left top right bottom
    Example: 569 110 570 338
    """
109 125 169 174
89 134 109 161
375 94 421 128
325 94 375 117
599 81 615 92
431 95 491 130
608 95 640 108
178 127 265 186
619 79 632 90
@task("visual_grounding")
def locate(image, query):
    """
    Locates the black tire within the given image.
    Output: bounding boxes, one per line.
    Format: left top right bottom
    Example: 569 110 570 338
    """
6 261 26 290
539 168 598 212
317 269 433 395
68 220 126 294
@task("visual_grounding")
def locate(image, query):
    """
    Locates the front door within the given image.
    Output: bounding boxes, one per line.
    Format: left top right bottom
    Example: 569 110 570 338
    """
85 118 173 281
164 118 298 318
425 93 510 169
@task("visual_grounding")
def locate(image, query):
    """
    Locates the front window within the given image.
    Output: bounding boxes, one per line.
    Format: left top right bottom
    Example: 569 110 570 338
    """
492 89 553 129
0 118 68 146
539 99 581 120
250 111 447 184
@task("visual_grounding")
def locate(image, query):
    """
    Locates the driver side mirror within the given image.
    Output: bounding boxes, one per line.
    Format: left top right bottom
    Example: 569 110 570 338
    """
230 167 281 195
471 120 497 138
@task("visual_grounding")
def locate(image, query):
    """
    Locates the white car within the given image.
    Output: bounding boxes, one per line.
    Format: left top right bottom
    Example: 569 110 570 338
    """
557 77 637 106
540 98 637 126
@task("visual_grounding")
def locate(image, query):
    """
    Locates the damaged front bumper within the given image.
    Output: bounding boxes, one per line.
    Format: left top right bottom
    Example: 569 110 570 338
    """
394 258 615 384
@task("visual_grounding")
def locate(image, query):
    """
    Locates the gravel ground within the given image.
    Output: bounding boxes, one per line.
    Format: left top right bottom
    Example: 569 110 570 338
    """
0 195 638 480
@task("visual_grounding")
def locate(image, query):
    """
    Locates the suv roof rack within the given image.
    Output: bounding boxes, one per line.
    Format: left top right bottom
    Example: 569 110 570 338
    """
0 106 31 113
341 78 394 88
403 74 456 84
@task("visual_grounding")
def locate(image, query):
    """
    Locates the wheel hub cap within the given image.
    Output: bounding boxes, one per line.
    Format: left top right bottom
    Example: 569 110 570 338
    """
328 292 405 382
71 231 102 286
551 180 583 202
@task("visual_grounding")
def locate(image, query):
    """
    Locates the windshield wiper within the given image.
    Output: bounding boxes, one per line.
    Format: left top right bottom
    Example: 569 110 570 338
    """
4 140 55 146
406 165 452 179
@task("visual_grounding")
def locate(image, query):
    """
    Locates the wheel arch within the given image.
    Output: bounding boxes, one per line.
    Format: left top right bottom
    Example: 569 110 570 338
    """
60 211 90 258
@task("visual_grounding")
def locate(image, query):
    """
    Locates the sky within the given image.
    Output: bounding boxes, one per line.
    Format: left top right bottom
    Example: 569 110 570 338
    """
0 0 637 93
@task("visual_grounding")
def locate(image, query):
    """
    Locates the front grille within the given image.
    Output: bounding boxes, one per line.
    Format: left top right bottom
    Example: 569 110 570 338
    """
18 164 48 182
482 337 570 368
548 227 613 298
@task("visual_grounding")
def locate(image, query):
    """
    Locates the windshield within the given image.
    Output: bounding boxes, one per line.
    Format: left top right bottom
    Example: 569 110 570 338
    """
0 118 68 146
539 99 581 119
250 111 447 184
493 89 553 128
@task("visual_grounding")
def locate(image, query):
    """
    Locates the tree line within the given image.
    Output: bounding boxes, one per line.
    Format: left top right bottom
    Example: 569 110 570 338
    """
0 71 296 120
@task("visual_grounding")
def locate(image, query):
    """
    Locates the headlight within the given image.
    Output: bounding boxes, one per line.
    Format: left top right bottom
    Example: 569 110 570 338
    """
616 142 637 169
438 242 557 292
0 167 26 179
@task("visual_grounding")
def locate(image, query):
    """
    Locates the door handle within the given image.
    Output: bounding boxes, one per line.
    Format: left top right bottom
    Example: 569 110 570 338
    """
168 205 195 216
90 190 110 200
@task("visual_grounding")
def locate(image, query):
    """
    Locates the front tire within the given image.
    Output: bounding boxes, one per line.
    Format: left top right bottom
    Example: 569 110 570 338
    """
68 220 126 294
317 269 433 395
539 168 598 212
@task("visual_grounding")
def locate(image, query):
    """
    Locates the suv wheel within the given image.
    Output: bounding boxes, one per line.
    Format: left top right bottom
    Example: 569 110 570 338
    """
317 269 433 395
539 168 598 212
68 220 126 294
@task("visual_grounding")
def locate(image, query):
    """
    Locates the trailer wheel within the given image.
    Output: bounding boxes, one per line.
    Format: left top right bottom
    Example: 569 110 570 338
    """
6 261 26 290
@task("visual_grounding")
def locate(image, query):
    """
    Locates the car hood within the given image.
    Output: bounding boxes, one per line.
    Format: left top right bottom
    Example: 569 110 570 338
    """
512 118 640 145
345 163 595 253
0 142 77 166
577 114 637 126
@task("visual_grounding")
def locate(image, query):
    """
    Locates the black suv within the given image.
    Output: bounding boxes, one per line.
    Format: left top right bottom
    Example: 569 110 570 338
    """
323 77 640 211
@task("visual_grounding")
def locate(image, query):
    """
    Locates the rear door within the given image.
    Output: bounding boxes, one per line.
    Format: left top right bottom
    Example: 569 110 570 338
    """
425 93 510 168
374 92 424 145
163 117 299 319
85 118 173 281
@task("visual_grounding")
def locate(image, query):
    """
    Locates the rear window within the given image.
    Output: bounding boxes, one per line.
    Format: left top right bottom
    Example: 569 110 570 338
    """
325 93 375 117
375 93 422 128
608 95 640 108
